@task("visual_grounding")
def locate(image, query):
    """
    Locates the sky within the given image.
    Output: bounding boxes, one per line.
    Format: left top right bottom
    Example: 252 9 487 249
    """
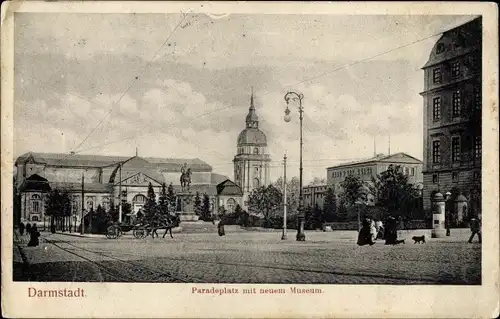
14 13 476 184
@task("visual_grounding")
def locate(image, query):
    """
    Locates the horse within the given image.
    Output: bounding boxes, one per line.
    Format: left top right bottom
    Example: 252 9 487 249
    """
180 168 192 192
150 215 181 239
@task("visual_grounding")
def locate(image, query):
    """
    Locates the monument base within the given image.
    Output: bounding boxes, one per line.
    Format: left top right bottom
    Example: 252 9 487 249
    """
179 212 199 222
431 229 447 238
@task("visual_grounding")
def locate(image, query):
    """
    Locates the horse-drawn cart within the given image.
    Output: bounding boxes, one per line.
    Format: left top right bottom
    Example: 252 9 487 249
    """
106 215 180 239
105 223 149 239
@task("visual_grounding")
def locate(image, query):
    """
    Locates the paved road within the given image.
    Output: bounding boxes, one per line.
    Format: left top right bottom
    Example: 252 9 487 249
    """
14 231 481 284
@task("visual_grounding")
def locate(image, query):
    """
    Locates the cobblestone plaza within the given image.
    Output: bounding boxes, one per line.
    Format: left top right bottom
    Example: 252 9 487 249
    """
14 230 481 284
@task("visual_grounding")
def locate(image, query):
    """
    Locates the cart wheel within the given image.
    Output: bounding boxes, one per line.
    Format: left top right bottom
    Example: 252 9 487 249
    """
133 226 146 239
106 225 118 239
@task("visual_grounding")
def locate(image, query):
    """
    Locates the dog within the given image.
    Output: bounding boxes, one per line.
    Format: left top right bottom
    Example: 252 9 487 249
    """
394 239 405 245
412 235 426 244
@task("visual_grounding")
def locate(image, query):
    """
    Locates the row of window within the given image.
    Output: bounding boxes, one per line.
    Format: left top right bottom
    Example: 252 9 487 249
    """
331 165 416 179
331 167 373 178
432 171 481 184
237 147 261 155
432 56 479 85
432 87 481 122
432 136 481 164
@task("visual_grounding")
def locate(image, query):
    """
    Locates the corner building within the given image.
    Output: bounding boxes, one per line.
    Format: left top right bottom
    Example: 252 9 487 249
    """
420 17 482 218
233 92 271 208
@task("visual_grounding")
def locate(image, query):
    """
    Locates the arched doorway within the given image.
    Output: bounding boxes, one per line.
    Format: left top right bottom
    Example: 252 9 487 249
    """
132 194 147 214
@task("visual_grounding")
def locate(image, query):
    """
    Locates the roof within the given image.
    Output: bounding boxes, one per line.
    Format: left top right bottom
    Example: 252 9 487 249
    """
49 182 111 193
19 174 52 192
327 152 422 169
422 17 481 69
15 152 212 171
211 173 231 185
217 179 243 196
237 128 267 145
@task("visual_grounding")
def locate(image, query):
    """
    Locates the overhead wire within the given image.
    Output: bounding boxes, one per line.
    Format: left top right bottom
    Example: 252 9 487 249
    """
22 16 478 169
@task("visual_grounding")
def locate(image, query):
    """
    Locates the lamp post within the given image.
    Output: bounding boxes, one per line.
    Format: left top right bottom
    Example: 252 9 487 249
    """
284 91 306 241
282 152 288 240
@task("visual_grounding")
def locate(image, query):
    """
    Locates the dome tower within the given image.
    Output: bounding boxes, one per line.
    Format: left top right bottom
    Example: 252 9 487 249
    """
233 89 271 207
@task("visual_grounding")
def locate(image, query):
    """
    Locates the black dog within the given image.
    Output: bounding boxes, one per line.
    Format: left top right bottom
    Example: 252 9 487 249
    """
394 239 405 245
412 235 426 244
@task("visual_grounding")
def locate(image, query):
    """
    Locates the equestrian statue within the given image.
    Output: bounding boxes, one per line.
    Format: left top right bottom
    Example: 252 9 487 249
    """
180 163 192 192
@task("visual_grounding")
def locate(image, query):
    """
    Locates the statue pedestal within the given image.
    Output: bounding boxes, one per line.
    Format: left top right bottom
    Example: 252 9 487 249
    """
177 192 199 222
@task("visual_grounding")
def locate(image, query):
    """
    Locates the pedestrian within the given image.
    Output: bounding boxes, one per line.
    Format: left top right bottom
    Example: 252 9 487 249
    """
27 224 40 247
19 221 25 236
357 217 374 246
468 217 481 243
384 216 397 245
26 222 32 235
218 219 225 236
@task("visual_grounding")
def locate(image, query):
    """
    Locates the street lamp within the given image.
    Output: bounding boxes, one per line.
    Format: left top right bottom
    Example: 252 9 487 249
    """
284 91 306 241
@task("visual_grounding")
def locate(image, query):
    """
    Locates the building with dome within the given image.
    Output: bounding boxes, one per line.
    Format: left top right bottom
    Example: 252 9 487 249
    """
233 91 271 207
420 17 482 221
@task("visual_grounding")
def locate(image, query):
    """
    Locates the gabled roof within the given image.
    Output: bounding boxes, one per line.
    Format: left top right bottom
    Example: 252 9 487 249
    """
211 173 231 185
327 152 422 169
15 152 212 171
216 179 243 196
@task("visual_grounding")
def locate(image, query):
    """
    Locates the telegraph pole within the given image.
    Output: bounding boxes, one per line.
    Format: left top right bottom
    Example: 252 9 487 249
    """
281 152 287 240
118 163 122 223
81 171 85 235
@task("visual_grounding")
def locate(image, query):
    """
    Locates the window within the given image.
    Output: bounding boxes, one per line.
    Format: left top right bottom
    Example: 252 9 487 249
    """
31 194 41 213
31 216 39 222
253 178 260 188
253 147 259 155
452 172 459 182
226 198 236 214
434 220 440 225
451 136 461 162
474 85 481 111
474 136 481 160
451 61 461 77
432 140 441 163
452 90 461 117
432 174 439 184
432 68 442 84
410 167 415 176
432 97 441 121
436 43 445 54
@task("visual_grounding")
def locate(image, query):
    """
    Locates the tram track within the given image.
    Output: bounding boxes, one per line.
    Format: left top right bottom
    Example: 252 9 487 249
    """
44 238 202 283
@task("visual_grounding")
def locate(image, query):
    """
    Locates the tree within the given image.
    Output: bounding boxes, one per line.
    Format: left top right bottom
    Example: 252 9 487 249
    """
158 183 168 215
200 193 211 221
273 176 300 215
312 204 324 229
372 165 420 219
323 187 337 222
193 192 202 216
166 183 177 214
340 174 368 207
92 204 109 234
45 188 72 232
247 185 283 228
143 183 158 223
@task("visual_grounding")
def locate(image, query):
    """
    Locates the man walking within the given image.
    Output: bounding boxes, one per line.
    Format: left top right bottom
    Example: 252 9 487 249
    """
468 217 481 243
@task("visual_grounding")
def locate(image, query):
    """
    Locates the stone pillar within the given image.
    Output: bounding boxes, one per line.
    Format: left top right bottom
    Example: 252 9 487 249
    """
455 194 468 224
431 192 446 238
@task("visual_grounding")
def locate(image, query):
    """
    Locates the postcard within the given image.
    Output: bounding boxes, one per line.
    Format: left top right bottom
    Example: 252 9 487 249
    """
1 1 498 318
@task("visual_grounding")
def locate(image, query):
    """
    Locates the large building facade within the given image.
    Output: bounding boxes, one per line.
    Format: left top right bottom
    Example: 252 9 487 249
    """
326 153 424 206
420 17 482 218
233 92 271 207
14 152 234 225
